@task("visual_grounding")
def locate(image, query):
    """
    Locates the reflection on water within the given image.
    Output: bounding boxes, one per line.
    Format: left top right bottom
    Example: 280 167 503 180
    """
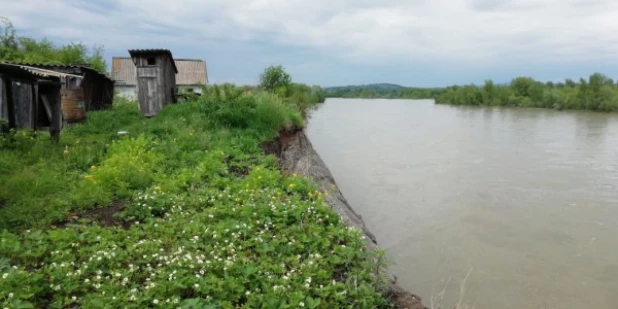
307 99 618 309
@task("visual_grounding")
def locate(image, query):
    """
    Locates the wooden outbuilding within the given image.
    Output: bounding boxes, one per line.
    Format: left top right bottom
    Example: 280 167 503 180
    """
2 62 115 125
18 63 115 111
128 49 178 117
0 63 63 141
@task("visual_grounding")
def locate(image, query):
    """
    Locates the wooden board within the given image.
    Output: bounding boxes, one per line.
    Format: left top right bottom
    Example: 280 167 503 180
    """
61 88 86 123
137 66 161 117
12 81 35 128
40 94 52 120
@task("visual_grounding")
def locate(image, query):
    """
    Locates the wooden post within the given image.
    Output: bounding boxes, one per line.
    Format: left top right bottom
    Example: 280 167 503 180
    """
3 76 15 129
49 84 61 143
0 76 5 124
31 83 39 130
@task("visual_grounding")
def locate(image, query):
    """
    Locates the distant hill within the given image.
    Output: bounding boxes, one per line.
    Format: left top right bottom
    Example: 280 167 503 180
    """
325 83 405 92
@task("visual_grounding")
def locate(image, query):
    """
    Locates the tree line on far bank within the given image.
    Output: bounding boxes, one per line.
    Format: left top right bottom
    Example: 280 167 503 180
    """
326 72 618 112
326 86 444 100
436 73 618 112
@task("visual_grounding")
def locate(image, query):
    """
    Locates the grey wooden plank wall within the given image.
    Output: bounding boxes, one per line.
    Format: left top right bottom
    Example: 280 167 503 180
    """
12 81 35 128
0 76 7 122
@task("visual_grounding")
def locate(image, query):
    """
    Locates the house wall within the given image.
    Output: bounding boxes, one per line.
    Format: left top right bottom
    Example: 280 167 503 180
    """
115 85 137 100
159 55 177 105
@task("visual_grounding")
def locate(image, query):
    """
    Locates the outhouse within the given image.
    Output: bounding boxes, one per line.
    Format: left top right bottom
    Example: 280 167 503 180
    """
128 49 178 117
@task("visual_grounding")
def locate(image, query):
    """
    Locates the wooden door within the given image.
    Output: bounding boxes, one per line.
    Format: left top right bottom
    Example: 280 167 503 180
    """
137 66 160 117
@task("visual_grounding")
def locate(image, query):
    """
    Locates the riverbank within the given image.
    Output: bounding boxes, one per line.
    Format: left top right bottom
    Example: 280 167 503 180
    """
262 128 426 309
0 86 425 308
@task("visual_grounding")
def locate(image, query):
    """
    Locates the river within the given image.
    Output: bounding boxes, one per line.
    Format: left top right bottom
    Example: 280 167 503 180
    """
306 98 618 309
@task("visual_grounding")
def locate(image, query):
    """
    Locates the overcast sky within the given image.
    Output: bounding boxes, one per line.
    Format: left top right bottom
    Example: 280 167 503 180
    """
3 0 618 87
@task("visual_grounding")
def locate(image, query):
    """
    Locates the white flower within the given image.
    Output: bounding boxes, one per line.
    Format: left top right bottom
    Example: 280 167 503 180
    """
2 273 7 279
8 293 13 298
153 299 159 305
299 302 305 307
194 284 199 288
72 296 77 301
245 291 251 296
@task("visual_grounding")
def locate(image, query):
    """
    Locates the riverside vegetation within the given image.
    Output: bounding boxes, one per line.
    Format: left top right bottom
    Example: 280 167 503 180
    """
436 73 618 111
327 73 618 112
0 66 393 308
325 84 444 100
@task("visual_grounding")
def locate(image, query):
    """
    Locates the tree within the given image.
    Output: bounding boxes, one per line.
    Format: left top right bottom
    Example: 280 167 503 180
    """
565 78 576 88
0 17 18 60
0 17 107 72
259 65 291 94
483 79 495 104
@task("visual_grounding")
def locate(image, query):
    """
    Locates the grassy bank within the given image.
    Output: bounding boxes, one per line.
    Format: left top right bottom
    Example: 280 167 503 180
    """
436 73 618 112
0 84 392 308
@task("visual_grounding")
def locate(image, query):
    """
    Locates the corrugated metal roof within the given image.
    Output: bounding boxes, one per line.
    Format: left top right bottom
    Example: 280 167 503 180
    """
175 59 207 85
2 61 113 82
18 66 82 78
111 57 208 86
111 58 136 85
0 63 64 80
128 49 178 73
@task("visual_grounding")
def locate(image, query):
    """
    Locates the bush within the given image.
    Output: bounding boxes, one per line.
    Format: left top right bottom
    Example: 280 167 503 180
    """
259 65 292 93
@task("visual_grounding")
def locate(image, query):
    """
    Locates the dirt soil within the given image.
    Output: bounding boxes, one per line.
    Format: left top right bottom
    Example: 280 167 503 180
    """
63 201 131 229
262 129 428 309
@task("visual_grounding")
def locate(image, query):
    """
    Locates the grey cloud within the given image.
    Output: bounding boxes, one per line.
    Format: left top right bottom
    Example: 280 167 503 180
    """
3 0 618 66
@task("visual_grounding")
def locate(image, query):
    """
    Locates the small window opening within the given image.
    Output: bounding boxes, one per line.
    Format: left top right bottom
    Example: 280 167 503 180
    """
146 57 156 65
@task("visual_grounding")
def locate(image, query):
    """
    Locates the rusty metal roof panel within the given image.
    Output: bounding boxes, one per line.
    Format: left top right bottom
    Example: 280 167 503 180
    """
175 59 207 85
112 57 137 85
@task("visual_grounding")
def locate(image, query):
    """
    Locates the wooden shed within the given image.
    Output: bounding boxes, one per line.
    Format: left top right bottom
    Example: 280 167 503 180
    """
0 63 63 141
2 62 115 125
128 49 178 117
16 63 115 111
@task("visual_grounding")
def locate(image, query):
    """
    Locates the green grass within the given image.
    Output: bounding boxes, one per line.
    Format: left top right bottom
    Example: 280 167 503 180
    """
0 86 392 308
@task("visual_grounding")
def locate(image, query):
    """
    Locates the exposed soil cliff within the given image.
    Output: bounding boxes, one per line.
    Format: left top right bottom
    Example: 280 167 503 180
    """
263 129 427 309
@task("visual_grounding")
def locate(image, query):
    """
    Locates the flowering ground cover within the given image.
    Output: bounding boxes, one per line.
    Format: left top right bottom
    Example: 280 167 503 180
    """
0 86 392 308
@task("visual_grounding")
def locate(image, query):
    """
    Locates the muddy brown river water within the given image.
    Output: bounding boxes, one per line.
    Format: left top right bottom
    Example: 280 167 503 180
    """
306 98 618 309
